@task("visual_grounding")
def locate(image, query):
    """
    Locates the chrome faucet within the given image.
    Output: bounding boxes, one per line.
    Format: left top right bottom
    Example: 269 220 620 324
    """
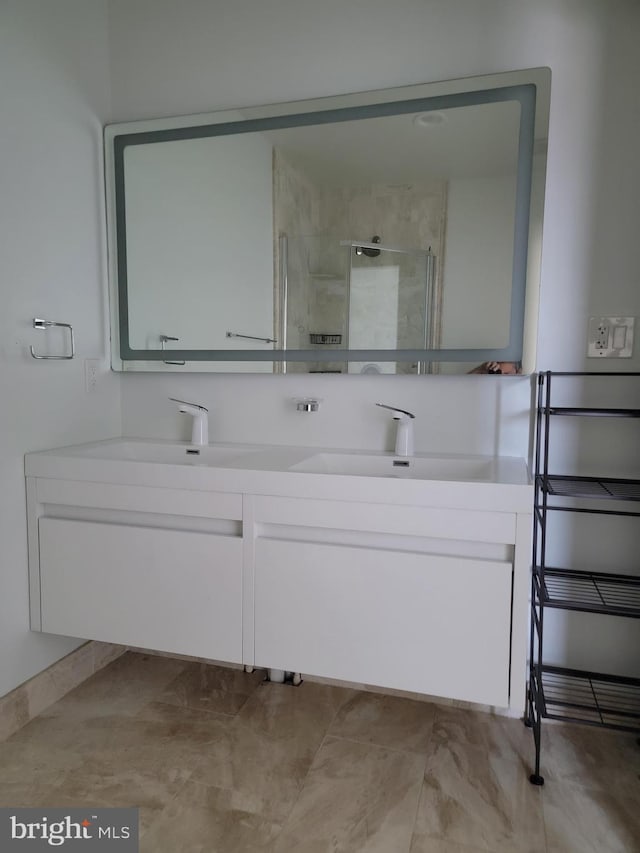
170 398 209 445
376 403 416 456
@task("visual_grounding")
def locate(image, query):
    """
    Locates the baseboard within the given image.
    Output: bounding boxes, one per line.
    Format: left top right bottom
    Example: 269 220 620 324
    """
0 641 126 742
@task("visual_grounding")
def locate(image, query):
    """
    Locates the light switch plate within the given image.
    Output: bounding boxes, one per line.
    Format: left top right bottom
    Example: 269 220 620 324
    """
587 316 634 358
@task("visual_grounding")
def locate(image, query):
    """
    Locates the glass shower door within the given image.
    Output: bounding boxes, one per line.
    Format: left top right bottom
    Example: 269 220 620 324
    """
279 234 437 374
345 241 437 375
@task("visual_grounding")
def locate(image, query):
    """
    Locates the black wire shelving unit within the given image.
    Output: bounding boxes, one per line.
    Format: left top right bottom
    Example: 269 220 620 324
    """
526 371 640 785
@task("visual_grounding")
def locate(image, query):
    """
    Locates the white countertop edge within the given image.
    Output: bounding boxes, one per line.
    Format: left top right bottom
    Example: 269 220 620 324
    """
25 438 533 514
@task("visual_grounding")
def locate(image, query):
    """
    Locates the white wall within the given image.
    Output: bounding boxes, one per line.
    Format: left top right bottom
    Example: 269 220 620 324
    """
442 175 516 349
105 0 640 447
108 0 640 676
0 1 121 698
124 134 273 356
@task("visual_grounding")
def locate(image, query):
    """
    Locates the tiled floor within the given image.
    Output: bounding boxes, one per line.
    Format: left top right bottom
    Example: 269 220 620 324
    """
0 652 638 852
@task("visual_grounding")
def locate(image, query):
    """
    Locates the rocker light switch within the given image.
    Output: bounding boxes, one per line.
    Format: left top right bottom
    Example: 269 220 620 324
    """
612 325 627 350
588 316 634 358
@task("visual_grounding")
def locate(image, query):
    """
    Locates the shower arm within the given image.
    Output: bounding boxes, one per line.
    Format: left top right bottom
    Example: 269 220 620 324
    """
340 240 431 256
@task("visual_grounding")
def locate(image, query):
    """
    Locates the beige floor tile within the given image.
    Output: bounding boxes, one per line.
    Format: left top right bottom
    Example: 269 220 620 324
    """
191 717 297 820
11 661 231 829
411 837 490 853
141 780 283 853
185 680 355 822
328 691 436 754
273 735 425 853
8 712 145 755
0 740 86 807
539 723 640 796
38 652 189 720
188 721 324 821
3 651 638 853
542 779 640 853
158 661 265 716
415 739 546 853
237 679 355 737
10 699 231 758
41 744 195 833
431 705 534 769
135 699 234 731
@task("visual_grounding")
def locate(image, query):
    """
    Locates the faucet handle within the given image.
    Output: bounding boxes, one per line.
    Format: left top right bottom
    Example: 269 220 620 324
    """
375 402 415 419
169 397 208 412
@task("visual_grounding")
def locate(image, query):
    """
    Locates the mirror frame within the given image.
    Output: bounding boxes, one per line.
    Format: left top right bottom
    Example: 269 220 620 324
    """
105 68 550 372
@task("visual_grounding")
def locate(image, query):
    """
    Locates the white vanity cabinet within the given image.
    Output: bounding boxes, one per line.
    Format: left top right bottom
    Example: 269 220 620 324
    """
27 478 244 663
25 440 532 714
251 496 525 708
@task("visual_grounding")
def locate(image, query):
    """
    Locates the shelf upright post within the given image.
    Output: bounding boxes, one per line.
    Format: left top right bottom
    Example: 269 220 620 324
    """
528 371 550 784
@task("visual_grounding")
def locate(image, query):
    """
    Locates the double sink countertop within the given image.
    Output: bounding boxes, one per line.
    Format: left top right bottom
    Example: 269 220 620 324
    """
25 438 533 513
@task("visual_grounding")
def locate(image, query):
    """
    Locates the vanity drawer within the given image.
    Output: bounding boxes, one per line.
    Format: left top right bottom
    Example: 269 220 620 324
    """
35 478 243 520
252 495 516 544
254 537 512 707
39 517 243 662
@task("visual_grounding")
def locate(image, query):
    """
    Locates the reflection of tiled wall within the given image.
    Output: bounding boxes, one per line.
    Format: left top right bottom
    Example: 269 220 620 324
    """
320 182 447 370
320 182 446 252
273 150 447 373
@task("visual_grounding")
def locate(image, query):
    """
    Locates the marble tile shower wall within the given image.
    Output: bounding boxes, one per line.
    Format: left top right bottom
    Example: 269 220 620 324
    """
273 149 448 374
322 183 448 375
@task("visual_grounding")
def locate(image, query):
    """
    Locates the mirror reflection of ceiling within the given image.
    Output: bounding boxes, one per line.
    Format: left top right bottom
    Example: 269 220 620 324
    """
265 101 521 186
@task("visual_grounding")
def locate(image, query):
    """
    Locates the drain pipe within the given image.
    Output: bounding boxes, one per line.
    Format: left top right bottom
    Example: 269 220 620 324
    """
267 669 302 685
268 668 285 683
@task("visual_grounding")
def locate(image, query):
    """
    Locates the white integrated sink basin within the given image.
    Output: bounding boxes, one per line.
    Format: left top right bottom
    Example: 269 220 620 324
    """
25 438 530 510
289 452 496 481
47 439 260 467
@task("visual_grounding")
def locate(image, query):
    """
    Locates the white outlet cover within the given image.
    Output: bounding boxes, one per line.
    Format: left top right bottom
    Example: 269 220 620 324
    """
587 316 634 358
84 358 100 392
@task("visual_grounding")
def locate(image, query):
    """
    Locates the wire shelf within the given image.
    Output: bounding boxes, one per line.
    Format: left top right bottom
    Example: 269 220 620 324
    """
534 665 640 731
534 567 640 617
528 372 640 784
548 407 640 418
540 475 640 501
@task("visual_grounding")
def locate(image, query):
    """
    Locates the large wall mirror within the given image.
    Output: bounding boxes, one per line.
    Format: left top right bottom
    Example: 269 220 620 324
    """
105 68 550 374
